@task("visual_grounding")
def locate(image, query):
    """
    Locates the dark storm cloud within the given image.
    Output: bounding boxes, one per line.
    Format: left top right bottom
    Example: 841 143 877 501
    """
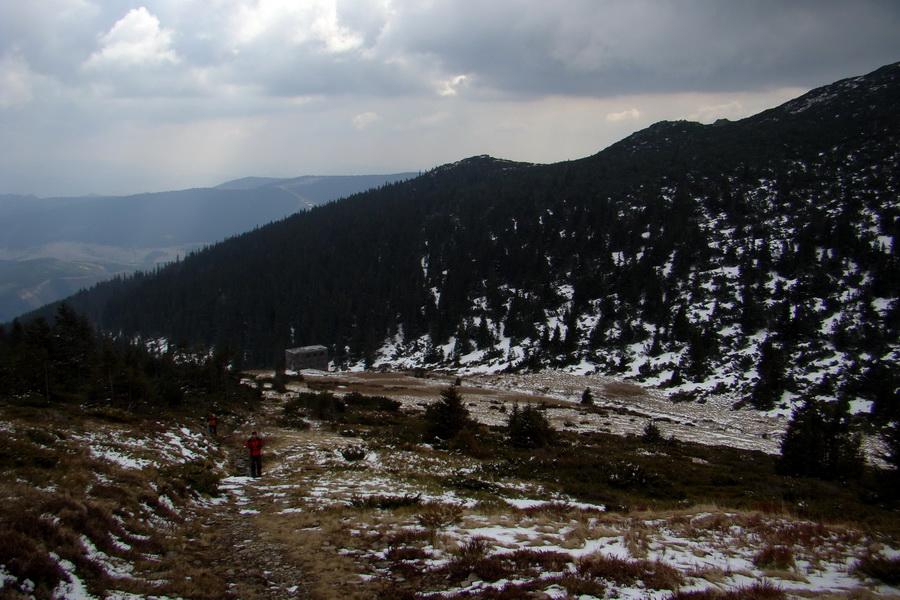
372 0 900 97
3 1 898 102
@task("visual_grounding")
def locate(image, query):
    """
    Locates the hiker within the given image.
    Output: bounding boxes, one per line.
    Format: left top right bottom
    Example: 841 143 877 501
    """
207 413 218 437
245 431 264 478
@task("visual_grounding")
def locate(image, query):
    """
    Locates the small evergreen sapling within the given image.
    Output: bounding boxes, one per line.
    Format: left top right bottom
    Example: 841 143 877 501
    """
423 386 473 442
642 421 663 445
581 388 594 406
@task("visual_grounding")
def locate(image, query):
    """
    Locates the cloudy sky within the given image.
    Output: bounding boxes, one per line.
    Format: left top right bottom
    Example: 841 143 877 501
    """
1 1 898 197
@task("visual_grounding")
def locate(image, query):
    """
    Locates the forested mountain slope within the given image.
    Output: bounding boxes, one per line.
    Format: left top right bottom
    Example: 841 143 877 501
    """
43 62 899 414
0 173 414 322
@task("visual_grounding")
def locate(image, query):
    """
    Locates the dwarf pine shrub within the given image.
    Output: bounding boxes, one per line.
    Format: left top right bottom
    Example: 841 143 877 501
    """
350 493 421 509
340 445 368 461
507 403 555 449
161 460 221 496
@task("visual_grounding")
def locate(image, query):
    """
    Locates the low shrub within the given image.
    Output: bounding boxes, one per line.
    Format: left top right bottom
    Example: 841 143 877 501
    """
439 538 510 584
507 403 555 449
752 545 795 571
350 494 421 510
283 392 346 422
577 554 684 590
372 420 426 448
446 476 498 493
557 574 607 597
472 556 509 582
372 580 418 600
416 502 463 530
340 445 368 461
509 549 572 573
160 460 221 497
453 537 491 561
344 391 402 412
386 546 431 561
87 406 139 423
277 413 311 430
670 390 698 402
441 581 547 600
0 530 67 598
853 553 900 585
607 460 650 488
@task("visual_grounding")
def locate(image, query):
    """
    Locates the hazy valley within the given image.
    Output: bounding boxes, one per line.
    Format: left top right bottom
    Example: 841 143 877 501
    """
0 173 415 323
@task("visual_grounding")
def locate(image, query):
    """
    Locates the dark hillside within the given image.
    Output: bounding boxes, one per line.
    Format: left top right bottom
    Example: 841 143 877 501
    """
30 62 900 411
0 172 416 322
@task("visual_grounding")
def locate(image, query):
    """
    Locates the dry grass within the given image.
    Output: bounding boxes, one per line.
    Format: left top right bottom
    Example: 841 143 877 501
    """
0 405 234 599
668 580 787 600
602 380 650 398
753 545 796 571
852 553 900 586
416 501 464 530
576 553 685 590
545 512 623 550
624 517 653 557
819 590 887 600
689 566 729 584
4 370 896 599
262 509 371 600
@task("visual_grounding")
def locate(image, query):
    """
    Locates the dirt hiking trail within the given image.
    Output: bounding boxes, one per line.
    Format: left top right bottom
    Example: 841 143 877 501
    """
188 393 328 599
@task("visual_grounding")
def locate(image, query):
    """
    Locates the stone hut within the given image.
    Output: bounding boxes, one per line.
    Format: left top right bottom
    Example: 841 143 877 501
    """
285 345 329 372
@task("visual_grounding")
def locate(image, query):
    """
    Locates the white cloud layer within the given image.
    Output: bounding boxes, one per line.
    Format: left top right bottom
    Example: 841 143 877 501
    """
0 0 898 195
84 7 179 69
606 108 640 122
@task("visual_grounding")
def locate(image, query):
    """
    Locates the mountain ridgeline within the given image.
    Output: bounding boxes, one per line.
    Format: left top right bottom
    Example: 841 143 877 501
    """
43 63 900 412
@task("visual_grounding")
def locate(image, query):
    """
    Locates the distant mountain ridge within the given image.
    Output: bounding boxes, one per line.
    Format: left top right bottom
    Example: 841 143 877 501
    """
0 172 415 321
26 62 900 416
215 174 419 204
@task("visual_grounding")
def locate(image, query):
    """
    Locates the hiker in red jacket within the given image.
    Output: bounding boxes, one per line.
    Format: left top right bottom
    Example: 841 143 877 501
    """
207 413 218 438
245 431 264 478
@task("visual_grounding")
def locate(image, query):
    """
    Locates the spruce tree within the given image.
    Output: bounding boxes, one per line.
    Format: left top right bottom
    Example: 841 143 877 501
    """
881 423 900 472
581 387 594 406
750 338 788 410
423 386 473 442
777 398 864 481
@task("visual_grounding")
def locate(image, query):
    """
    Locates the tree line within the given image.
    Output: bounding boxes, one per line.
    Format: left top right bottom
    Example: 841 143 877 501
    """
0 304 257 411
